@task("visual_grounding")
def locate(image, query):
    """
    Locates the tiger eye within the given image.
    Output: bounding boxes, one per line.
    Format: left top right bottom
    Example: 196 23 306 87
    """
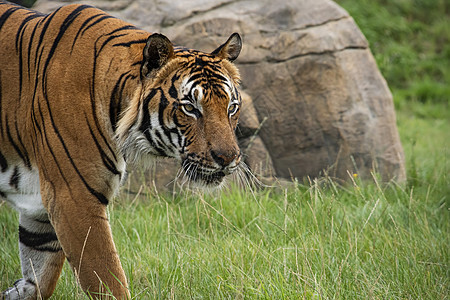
184 104 195 112
228 103 239 114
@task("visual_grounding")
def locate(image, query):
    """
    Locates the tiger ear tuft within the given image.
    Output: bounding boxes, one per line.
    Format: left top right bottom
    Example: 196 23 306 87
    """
141 33 174 78
211 33 242 62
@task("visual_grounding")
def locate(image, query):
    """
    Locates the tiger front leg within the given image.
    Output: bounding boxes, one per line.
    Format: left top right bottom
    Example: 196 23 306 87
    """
42 184 130 299
2 212 65 300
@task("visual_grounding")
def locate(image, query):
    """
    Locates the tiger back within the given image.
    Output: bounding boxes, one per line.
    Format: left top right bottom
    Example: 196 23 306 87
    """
0 1 243 299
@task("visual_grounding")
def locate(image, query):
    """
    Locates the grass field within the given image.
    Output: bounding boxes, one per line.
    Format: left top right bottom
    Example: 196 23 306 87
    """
1 0 449 298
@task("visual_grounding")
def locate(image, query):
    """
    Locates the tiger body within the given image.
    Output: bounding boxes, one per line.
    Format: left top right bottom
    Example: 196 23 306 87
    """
0 1 243 299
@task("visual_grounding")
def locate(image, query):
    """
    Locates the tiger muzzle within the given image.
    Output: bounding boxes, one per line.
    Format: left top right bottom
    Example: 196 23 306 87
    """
210 149 240 169
181 148 241 186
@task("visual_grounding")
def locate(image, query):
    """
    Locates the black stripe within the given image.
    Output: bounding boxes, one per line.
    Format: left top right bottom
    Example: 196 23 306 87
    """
39 5 89 102
35 218 51 224
32 6 60 97
14 122 31 169
109 72 129 131
89 34 121 162
0 6 21 32
154 131 167 150
158 91 178 149
0 190 6 198
96 33 127 55
26 9 45 17
0 151 7 172
117 72 136 97
19 226 61 252
27 18 39 81
158 88 168 119
107 24 136 36
185 136 194 147
131 60 143 67
35 101 72 190
35 5 60 61
90 187 108 205
30 108 41 142
80 14 114 36
116 73 137 111
109 72 136 131
41 5 88 81
32 47 45 106
211 84 227 97
9 166 20 189
15 13 41 51
86 119 120 176
175 128 183 148
15 15 40 98
172 113 184 129
30 91 43 143
168 73 180 99
140 89 158 132
5 118 31 168
186 72 204 85
31 42 45 114
138 89 167 156
113 38 147 48
143 130 166 156
26 279 36 287
19 226 58 245
70 13 104 53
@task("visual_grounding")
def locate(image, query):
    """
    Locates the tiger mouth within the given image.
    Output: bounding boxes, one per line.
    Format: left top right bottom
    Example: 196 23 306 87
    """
180 159 228 186
189 170 226 186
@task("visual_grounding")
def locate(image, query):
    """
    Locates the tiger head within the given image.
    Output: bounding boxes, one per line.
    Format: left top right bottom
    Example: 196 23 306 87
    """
117 33 243 187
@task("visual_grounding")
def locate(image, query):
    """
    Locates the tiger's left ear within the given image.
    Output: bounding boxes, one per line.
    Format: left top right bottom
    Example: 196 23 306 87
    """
211 33 242 62
141 33 174 78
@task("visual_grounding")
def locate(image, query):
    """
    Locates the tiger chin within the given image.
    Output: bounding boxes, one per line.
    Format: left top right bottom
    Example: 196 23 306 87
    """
0 1 243 299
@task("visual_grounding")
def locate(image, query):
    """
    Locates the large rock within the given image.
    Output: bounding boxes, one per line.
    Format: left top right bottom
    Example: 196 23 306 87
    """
34 0 406 185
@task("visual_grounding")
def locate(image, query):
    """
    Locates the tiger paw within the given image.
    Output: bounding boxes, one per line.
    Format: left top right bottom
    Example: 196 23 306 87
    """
2 279 36 300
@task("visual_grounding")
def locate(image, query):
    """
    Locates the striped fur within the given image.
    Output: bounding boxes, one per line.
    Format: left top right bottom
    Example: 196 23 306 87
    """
0 1 242 299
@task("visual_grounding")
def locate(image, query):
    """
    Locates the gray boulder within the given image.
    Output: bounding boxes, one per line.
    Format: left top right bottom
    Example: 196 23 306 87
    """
34 0 406 185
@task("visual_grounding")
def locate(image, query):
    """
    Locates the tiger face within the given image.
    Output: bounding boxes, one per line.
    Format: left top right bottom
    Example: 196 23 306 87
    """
117 33 243 186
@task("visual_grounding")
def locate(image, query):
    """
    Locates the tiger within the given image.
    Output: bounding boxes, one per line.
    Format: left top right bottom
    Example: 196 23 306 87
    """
0 1 243 299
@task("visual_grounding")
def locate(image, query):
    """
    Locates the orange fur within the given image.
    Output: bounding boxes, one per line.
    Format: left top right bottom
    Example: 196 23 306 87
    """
0 1 242 299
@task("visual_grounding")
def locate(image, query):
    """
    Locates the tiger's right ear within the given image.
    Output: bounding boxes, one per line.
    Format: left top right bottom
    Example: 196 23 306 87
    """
141 33 174 78
211 33 242 62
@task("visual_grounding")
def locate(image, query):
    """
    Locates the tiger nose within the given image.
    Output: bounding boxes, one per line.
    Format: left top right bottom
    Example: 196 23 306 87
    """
210 150 240 167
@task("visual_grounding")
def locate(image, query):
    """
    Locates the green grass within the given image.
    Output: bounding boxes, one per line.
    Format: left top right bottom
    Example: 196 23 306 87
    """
1 134 448 298
1 0 449 298
1 110 448 298
336 0 450 111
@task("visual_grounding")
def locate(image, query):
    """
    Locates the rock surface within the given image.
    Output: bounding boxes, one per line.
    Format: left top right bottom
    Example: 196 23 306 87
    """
33 0 406 186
